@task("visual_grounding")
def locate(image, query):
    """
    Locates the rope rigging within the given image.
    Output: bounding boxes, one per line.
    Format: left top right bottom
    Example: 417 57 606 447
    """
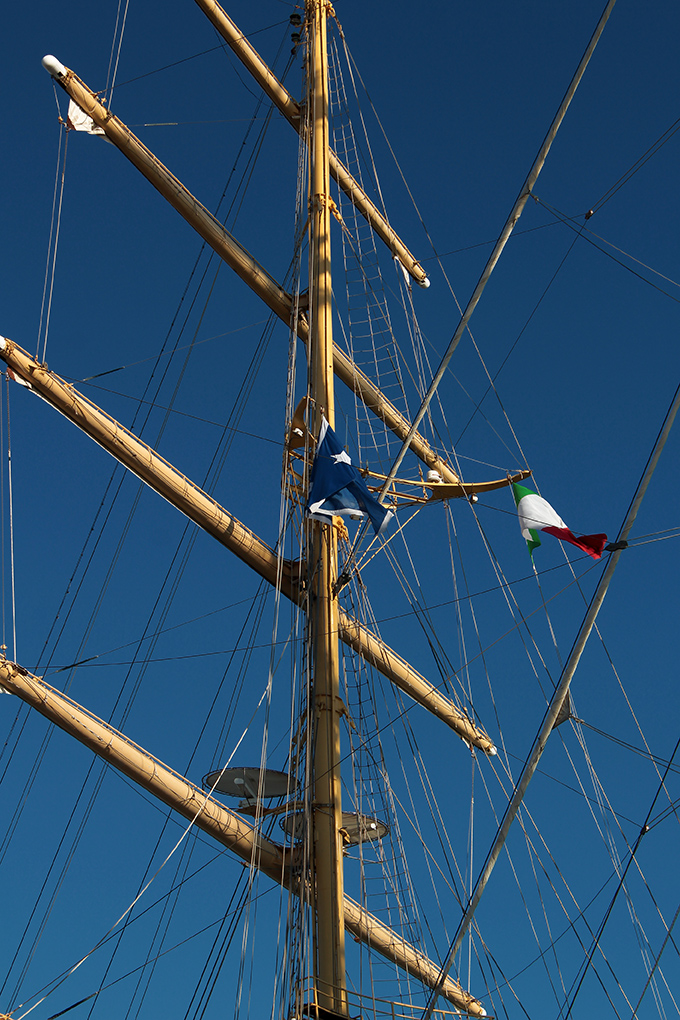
3 6 680 1020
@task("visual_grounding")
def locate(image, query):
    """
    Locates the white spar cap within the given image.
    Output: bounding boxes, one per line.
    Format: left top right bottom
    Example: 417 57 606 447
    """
42 55 67 79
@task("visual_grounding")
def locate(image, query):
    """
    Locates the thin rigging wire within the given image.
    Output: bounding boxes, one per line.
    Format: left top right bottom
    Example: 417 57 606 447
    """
37 125 69 365
111 20 290 92
560 734 680 1020
1 31 299 1020
104 0 131 104
533 197 680 303
589 115 680 216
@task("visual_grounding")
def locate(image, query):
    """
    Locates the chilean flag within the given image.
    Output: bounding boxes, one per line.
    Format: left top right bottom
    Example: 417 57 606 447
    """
307 417 393 536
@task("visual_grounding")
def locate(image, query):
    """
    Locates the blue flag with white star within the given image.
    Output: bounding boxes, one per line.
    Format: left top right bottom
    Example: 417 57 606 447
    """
307 418 393 536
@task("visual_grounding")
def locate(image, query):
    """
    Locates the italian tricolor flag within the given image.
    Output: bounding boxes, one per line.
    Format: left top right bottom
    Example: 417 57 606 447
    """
512 483 607 560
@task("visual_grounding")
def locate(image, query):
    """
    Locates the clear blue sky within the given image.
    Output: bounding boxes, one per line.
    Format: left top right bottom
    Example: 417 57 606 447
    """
1 2 679 1018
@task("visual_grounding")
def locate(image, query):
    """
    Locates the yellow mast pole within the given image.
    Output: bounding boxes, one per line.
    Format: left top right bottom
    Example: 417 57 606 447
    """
306 2 347 1014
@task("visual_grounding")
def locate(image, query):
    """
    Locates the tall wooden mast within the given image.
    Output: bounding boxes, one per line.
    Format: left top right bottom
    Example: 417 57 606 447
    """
306 1 347 1014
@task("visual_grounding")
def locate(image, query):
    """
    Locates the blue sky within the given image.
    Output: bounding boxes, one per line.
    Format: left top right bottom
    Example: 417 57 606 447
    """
1 2 679 1018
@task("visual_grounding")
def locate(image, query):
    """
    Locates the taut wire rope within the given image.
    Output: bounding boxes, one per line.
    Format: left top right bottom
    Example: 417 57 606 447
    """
3 23 299 1011
11 678 275 1020
558 733 680 1020
421 377 680 1020
36 121 69 365
104 0 131 105
533 197 680 302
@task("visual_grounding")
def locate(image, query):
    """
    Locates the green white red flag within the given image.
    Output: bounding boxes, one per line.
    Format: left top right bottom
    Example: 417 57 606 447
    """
512 483 607 560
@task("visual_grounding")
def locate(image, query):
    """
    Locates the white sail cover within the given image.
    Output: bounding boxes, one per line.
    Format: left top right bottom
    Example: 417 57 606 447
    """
67 100 106 137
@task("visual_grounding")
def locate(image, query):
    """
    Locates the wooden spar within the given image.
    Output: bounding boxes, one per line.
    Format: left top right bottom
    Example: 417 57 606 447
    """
42 59 459 486
0 662 286 874
0 660 484 1016
0 335 493 752
191 0 429 287
343 898 486 1018
338 617 495 752
329 346 460 484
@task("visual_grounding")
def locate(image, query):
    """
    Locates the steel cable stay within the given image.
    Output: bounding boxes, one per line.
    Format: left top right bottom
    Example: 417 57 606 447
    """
116 830 203 1020
629 899 680 1020
452 226 584 454
420 222 560 264
419 378 680 1020
18 877 272 1020
13 554 611 676
13 659 254 1012
588 115 680 218
342 522 619 1015
472 791 654 1020
538 196 680 293
72 319 270 384
337 35 456 306
3 367 278 1006
10 668 285 1020
463 748 588 1014
472 863 620 994
558 726 667 1010
103 0 130 105
557 733 680 1020
1 318 277 1015
378 0 619 504
294 631 655 867
330 24 473 490
504 512 675 1002
108 17 291 96
178 878 253 1020
0 23 305 1003
577 722 680 778
586 617 680 824
36 112 69 366
232 384 304 1020
0 452 126 888
0 375 8 698
2 377 17 668
7 6 679 1018
347 650 466 1000
443 507 476 711
88 579 288 1017
571 710 680 954
478 743 632 1015
439 104 680 453
436 510 623 1011
380 542 480 720
531 197 680 304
